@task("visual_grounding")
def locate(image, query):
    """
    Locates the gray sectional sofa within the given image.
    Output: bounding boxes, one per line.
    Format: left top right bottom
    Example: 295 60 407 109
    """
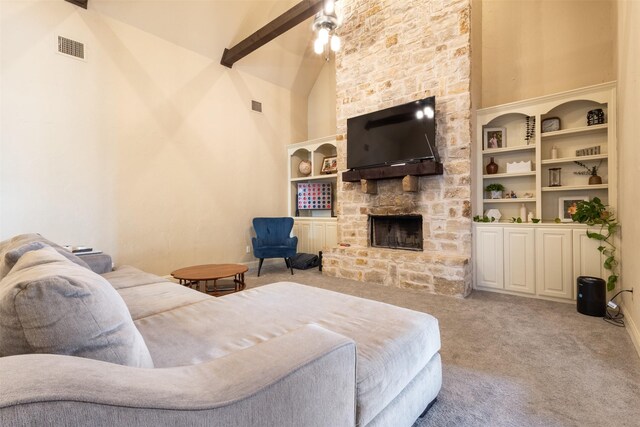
0 234 442 426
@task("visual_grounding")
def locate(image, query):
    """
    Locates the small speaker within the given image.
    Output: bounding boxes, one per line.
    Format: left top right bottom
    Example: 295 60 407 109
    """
251 100 262 113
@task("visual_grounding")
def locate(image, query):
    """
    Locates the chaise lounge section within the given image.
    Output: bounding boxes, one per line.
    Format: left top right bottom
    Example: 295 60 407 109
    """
0 234 442 426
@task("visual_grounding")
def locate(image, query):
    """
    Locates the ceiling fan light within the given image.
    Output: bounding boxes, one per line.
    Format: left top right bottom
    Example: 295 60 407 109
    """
324 0 335 15
319 27 330 44
314 38 325 54
330 34 341 52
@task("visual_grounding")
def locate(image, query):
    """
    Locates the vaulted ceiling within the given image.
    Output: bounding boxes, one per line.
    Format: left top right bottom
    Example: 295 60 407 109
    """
92 0 327 94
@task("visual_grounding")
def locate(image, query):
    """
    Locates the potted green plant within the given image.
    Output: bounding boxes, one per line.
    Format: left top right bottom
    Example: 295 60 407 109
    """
572 197 619 291
484 183 505 199
574 160 603 185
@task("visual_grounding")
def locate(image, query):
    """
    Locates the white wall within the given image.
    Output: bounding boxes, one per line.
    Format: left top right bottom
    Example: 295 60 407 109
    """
481 0 616 107
0 1 306 275
617 0 640 357
307 61 336 139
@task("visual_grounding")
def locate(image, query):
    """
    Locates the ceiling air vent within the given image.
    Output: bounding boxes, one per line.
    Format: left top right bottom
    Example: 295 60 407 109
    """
58 36 85 60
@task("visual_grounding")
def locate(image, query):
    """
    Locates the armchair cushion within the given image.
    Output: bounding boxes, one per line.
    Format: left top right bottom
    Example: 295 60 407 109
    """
0 246 154 368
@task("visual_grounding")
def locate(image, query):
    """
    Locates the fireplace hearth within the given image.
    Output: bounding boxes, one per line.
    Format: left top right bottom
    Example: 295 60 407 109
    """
370 215 423 251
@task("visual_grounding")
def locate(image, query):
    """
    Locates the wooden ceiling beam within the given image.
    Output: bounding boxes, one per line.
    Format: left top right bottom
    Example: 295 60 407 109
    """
65 0 88 9
220 0 324 68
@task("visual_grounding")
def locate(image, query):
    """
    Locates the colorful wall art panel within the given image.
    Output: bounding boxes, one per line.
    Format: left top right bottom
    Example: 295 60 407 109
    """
297 183 332 210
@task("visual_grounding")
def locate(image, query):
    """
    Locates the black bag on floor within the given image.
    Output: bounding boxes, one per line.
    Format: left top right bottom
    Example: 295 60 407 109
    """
291 253 320 270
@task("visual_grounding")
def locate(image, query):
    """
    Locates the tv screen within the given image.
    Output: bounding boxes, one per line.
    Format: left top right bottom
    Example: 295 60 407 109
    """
347 97 436 170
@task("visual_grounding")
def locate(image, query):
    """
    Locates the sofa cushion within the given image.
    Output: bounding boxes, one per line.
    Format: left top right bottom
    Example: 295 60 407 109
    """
132 281 440 425
103 265 182 290
104 266 209 319
0 247 154 368
0 233 90 280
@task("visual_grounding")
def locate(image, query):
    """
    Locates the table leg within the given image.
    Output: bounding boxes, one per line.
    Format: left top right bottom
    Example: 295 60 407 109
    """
234 272 246 291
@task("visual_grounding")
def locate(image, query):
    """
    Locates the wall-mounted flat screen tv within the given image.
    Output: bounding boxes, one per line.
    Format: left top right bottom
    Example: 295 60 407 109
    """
346 97 437 170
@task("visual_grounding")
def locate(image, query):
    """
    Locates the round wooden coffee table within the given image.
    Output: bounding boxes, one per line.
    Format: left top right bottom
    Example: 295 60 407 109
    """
171 264 248 296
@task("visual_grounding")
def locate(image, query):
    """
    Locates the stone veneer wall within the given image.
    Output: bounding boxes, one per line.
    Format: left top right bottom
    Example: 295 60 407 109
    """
322 0 473 297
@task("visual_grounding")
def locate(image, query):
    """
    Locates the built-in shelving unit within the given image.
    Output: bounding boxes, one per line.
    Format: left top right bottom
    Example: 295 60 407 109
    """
473 82 617 302
482 171 536 179
287 136 338 254
540 123 607 139
540 154 608 165
475 82 616 221
483 145 536 155
290 174 337 182
482 198 537 204
541 184 608 192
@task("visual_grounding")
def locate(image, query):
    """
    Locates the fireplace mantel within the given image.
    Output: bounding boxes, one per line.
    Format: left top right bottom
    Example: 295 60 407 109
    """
341 160 443 182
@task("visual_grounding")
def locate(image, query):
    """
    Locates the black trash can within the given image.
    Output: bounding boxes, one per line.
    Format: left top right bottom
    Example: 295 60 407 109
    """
577 276 606 317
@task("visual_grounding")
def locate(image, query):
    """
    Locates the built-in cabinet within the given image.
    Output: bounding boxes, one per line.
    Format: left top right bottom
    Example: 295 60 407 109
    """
287 136 338 254
535 228 573 300
293 218 338 254
473 83 616 302
504 228 535 295
474 224 607 302
475 226 504 290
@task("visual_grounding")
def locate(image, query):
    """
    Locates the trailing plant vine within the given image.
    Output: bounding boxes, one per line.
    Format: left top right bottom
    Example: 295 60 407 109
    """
473 215 496 223
572 197 619 291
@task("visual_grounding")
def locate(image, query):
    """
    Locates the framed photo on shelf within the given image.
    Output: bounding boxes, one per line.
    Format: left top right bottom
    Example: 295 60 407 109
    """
484 127 506 150
559 197 588 222
321 156 338 174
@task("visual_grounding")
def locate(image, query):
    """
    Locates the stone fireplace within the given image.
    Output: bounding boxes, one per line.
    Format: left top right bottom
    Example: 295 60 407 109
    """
322 0 473 297
370 215 423 251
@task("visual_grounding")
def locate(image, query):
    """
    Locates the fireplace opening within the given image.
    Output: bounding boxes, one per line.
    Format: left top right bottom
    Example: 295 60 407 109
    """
370 215 423 251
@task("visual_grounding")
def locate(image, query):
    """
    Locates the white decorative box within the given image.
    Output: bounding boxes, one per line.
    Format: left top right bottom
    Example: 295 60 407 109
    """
506 160 532 173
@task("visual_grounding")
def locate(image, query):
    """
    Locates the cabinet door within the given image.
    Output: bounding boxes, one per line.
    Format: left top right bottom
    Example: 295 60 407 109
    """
310 221 339 253
535 228 573 299
573 229 605 291
475 227 504 289
293 221 312 254
504 228 535 294
311 222 327 253
324 222 338 249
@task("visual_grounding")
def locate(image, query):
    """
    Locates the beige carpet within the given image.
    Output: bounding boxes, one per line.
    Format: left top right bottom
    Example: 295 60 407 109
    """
246 264 640 427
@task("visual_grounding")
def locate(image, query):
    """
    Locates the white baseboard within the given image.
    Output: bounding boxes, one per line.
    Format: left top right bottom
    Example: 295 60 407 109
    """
623 302 640 360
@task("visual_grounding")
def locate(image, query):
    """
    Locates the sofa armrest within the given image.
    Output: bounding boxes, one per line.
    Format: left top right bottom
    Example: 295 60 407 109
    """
78 253 113 274
0 324 356 427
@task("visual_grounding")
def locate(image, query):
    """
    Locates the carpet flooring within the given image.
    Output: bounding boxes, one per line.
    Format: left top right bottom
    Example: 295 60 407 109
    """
246 264 640 427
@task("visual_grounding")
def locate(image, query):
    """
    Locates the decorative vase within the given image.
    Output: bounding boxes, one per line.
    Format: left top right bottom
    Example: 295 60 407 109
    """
486 157 498 175
589 175 602 185
490 190 503 199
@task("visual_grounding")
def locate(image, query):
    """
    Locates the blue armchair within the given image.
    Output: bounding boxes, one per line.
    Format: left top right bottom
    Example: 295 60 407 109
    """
252 217 298 276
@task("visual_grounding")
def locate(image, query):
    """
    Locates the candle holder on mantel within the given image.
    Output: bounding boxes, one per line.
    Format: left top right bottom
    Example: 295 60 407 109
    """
549 168 562 187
